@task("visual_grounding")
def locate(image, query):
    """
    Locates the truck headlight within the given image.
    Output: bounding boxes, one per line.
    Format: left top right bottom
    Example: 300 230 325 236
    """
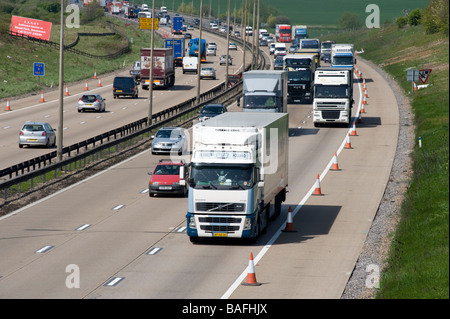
189 216 196 229
243 217 252 230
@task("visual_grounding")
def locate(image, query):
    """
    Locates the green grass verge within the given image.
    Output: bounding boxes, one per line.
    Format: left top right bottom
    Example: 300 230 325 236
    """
322 24 449 298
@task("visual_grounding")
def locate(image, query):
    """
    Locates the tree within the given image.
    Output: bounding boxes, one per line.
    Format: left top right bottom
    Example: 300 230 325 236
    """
422 0 449 34
338 12 363 30
395 16 408 29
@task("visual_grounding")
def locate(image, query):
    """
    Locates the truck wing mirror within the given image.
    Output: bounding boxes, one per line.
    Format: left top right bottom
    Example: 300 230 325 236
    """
257 181 264 188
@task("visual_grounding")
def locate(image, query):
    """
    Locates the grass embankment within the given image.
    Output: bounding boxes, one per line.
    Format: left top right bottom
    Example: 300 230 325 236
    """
324 24 448 298
0 14 162 99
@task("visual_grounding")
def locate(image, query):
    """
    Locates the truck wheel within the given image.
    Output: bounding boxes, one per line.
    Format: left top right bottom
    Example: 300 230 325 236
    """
189 236 200 243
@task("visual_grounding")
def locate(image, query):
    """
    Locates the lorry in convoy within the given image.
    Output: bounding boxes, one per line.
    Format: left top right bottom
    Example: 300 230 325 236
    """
188 38 206 63
320 40 335 62
242 70 288 113
292 25 308 44
313 67 354 127
331 44 355 68
172 16 183 34
164 38 185 67
140 48 175 90
283 54 315 103
186 112 289 242
275 24 292 43
109 1 121 14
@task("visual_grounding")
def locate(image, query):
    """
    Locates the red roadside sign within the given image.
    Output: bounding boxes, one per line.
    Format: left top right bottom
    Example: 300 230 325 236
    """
10 16 52 41
419 69 432 84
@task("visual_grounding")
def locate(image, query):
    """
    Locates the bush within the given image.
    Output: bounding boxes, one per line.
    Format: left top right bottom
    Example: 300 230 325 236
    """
396 16 408 29
338 12 363 30
408 8 422 26
422 0 449 34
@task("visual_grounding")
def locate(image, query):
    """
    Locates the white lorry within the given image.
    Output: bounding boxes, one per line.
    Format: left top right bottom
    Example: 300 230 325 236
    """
313 67 354 127
186 112 289 242
242 70 288 113
331 44 355 68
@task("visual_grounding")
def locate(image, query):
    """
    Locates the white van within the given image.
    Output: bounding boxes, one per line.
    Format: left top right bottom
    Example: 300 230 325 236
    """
182 57 198 74
160 6 167 13
138 11 151 19
274 43 287 57
141 3 148 11
259 28 268 39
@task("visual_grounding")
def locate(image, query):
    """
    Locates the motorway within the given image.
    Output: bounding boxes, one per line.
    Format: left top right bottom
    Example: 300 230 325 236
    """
0 24 399 300
0 25 244 171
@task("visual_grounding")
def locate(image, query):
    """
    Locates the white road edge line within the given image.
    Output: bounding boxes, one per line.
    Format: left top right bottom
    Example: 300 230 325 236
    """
220 72 363 299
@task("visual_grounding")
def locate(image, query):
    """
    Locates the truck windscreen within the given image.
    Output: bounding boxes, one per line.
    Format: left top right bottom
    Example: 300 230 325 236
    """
244 96 278 109
315 85 348 98
333 56 353 66
191 165 254 190
288 71 311 82
285 58 311 68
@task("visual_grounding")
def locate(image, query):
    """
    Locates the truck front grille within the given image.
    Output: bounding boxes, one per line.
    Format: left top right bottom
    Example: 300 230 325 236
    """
316 102 346 108
196 202 245 212
322 110 341 119
198 217 242 223
200 225 240 232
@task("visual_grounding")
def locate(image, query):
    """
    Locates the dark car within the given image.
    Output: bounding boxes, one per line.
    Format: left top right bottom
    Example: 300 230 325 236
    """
113 76 138 99
198 103 227 122
274 56 284 70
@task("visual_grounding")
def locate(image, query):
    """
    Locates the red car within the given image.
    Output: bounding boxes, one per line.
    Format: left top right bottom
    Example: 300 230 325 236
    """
148 159 189 197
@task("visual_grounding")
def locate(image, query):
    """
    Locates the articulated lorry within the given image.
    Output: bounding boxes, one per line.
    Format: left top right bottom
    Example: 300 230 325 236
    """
275 24 292 43
292 25 308 44
313 67 354 126
331 43 355 68
140 48 175 90
186 112 289 242
164 38 185 67
283 54 315 103
242 70 288 113
172 16 183 34
188 38 206 63
320 40 335 62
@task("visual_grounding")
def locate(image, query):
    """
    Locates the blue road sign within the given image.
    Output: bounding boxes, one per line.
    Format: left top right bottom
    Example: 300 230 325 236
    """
33 62 45 76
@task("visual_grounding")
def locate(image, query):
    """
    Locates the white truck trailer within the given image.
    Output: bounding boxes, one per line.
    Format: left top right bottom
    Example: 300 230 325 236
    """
242 70 288 113
313 67 354 126
186 112 289 242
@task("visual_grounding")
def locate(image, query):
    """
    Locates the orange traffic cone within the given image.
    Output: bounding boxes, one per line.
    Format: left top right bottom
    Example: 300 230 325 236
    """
98 78 102 87
312 174 323 196
330 152 340 171
40 91 45 102
6 98 11 111
282 206 297 232
413 81 418 91
242 253 261 286
345 133 352 149
351 121 358 136
85 81 89 91
363 83 367 91
94 70 97 79
362 95 367 106
65 85 70 96
364 89 368 98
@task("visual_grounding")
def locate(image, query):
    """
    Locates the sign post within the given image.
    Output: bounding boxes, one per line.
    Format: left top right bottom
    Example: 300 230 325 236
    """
406 69 419 93
33 62 45 85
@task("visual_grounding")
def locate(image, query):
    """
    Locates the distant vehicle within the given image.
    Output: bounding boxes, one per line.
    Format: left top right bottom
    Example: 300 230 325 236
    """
148 159 189 197
198 103 226 122
228 42 238 50
184 32 192 39
234 30 241 37
113 76 138 99
206 46 216 56
274 43 287 57
289 44 299 53
200 67 216 80
140 48 175 90
187 25 194 30
172 16 183 34
219 54 232 65
151 127 188 155
274 56 284 70
160 6 167 13
210 23 218 30
269 43 276 55
207 42 217 50
188 38 206 63
78 94 106 112
266 36 275 43
182 56 198 74
141 3 148 11
259 39 268 47
19 121 56 148
129 60 141 83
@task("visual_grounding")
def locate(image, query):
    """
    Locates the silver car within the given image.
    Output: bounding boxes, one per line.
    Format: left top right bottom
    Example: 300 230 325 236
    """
151 127 187 155
219 54 232 65
19 121 56 148
200 67 216 80
78 94 106 112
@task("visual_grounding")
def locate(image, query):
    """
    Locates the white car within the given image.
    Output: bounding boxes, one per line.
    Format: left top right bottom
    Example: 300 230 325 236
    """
269 43 276 55
228 42 238 50
206 46 216 56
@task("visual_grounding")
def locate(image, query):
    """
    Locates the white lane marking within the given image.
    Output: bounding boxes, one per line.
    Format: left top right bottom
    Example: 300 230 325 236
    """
104 277 124 286
35 245 54 253
146 247 162 255
75 224 91 231
112 204 125 211
221 72 364 299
